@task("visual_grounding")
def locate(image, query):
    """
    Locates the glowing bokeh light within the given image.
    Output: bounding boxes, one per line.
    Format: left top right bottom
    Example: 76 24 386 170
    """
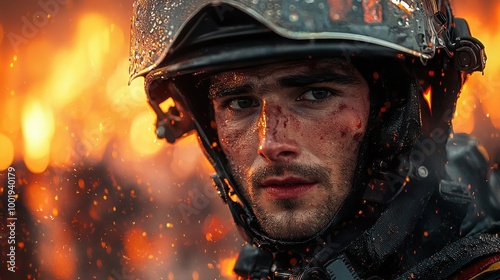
0 133 14 170
129 110 163 156
25 183 56 221
22 99 55 173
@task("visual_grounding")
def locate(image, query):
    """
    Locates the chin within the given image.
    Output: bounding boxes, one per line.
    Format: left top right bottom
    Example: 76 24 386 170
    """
258 208 330 241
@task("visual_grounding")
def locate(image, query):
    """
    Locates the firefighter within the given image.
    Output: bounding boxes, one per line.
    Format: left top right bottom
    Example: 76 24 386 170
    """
129 0 500 278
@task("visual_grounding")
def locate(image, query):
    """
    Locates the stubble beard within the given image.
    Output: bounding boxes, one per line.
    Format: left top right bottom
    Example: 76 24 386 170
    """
231 163 346 241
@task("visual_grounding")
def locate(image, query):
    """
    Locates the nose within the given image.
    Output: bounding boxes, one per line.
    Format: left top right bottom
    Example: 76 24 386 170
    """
257 105 300 162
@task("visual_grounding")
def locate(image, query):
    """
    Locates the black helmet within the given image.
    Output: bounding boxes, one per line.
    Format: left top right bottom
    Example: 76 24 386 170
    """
129 0 486 257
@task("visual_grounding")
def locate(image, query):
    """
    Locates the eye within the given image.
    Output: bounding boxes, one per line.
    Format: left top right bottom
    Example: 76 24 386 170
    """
227 97 260 111
297 89 334 101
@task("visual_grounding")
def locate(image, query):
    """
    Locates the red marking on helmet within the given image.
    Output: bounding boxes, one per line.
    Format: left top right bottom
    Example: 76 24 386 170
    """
362 0 383 23
328 0 352 21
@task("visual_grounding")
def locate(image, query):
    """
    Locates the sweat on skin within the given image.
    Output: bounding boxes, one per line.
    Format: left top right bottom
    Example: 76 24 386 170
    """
209 58 370 240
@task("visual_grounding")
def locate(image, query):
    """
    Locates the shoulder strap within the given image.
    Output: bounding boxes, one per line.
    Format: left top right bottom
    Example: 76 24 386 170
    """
396 233 500 280
345 139 438 274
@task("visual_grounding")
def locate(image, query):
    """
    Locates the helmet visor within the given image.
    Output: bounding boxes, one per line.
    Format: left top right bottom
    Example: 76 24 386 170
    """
130 0 443 81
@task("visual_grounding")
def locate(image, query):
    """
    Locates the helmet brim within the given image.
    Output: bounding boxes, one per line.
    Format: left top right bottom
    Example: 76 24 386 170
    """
148 38 410 82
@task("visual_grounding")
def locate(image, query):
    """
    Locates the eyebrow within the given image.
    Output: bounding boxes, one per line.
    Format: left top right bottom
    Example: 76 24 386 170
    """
209 71 361 100
209 84 253 100
279 73 360 87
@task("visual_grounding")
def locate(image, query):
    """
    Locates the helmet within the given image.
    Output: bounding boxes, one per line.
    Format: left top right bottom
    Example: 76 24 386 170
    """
129 0 486 268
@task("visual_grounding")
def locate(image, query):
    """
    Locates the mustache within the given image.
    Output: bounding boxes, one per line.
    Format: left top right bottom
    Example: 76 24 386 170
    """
250 163 331 187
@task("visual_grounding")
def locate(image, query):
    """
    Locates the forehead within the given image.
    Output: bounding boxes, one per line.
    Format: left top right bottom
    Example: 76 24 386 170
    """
209 58 363 88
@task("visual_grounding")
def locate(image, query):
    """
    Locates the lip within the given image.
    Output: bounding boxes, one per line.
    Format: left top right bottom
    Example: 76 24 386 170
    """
261 177 317 200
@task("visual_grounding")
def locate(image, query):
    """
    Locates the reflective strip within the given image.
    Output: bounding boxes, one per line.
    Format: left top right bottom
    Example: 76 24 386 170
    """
470 260 500 280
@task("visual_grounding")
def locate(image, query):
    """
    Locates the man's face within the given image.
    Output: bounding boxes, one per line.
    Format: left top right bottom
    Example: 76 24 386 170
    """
210 59 370 240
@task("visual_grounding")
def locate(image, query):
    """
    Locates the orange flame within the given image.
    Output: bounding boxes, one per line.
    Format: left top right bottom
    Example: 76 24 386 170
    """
452 2 500 131
39 228 76 279
219 256 238 278
22 99 55 173
423 86 432 114
0 133 14 170
25 183 57 221
204 215 231 242
124 228 155 263
453 84 475 134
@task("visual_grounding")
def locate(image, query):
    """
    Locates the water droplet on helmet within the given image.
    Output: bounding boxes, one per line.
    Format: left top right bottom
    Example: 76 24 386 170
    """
289 12 299 22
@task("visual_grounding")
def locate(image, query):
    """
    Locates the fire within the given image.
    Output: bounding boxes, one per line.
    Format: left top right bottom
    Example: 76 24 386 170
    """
453 84 475 134
6 10 131 171
39 227 77 279
0 133 14 170
123 227 174 278
452 2 500 131
43 13 117 109
129 109 163 156
25 183 57 220
124 228 155 262
22 99 55 173
171 134 214 180
204 215 232 242
219 256 238 278
423 86 432 114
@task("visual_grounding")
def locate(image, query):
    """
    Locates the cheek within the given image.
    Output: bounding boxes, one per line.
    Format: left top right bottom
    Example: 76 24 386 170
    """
215 115 257 164
340 116 365 142
319 104 367 142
